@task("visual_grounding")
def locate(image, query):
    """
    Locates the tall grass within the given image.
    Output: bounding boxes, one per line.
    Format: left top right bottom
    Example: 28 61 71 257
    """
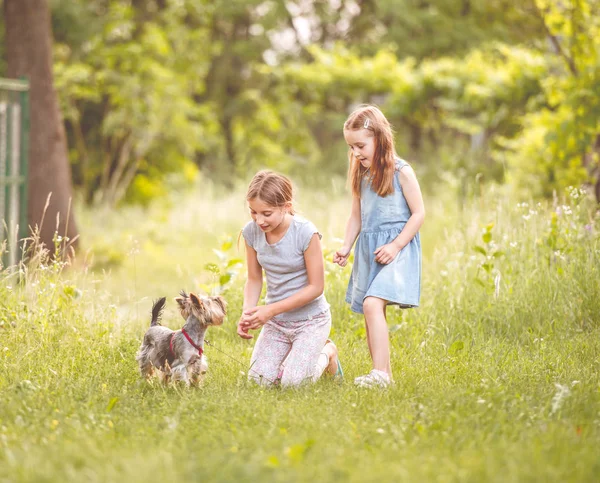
0 182 599 482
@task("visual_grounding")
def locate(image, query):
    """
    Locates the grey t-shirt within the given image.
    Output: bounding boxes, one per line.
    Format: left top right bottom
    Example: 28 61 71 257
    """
242 215 330 321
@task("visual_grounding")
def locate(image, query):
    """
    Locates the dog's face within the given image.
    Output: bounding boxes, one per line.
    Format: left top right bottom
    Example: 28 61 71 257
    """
175 291 227 326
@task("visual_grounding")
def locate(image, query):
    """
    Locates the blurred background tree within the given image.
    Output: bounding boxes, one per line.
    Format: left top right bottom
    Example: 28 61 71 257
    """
2 0 598 207
3 0 79 254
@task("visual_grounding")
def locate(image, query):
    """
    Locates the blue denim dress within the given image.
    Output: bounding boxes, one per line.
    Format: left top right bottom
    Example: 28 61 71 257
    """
345 159 421 314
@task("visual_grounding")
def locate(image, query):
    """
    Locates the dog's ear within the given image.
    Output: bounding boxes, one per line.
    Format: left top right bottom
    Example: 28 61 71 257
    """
189 292 204 308
212 295 227 315
176 289 189 306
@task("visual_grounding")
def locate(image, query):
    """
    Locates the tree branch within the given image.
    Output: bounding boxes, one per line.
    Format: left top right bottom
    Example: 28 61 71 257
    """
533 3 578 76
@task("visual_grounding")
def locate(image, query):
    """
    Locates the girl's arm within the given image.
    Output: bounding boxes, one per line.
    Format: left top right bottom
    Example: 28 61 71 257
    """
237 241 263 339
333 195 361 267
242 234 324 328
374 166 425 264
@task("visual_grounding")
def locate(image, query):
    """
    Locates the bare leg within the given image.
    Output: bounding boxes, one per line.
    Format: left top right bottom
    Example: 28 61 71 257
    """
364 320 374 362
362 296 391 377
384 303 391 375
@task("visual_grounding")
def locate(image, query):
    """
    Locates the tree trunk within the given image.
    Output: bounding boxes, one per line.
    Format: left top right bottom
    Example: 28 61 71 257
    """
4 0 79 258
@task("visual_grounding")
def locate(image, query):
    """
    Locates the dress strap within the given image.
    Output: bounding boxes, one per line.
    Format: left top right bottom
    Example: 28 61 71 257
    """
394 158 409 172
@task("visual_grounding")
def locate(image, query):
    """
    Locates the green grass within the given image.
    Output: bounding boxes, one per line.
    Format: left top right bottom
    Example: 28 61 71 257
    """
1 182 599 482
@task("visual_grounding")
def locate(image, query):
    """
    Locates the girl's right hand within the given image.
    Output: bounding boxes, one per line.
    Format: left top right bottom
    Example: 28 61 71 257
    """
237 319 254 340
333 246 351 267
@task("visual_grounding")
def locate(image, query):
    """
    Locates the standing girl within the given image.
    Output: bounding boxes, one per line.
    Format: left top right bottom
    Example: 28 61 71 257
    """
333 105 425 388
237 170 342 387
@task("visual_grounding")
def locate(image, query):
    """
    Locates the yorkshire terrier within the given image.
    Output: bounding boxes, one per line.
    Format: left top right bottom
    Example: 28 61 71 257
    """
136 291 227 385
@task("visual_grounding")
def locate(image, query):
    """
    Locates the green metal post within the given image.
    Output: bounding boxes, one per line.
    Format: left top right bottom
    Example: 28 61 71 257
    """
4 99 12 268
19 83 29 245
0 77 29 269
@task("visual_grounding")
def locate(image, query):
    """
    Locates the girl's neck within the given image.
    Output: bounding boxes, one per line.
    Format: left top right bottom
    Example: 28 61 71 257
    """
266 213 292 244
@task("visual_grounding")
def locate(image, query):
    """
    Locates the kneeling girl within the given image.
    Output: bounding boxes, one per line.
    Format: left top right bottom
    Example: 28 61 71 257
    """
237 170 341 387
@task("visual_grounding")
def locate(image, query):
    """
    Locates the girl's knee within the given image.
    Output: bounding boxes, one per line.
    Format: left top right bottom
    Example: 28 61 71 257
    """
363 296 385 315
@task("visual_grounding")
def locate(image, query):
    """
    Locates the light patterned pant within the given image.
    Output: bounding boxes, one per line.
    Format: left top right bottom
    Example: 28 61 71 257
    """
248 309 331 387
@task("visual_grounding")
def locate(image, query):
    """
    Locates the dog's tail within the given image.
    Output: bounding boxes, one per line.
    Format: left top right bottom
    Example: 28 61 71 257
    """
150 297 167 326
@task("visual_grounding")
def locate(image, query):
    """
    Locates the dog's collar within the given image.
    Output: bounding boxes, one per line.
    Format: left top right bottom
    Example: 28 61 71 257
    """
182 328 204 356
169 329 204 358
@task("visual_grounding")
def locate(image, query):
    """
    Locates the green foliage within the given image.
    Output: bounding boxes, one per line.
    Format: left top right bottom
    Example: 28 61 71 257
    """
203 236 244 295
45 0 600 203
349 0 545 59
498 0 600 198
270 43 549 188
53 1 220 206
472 222 505 292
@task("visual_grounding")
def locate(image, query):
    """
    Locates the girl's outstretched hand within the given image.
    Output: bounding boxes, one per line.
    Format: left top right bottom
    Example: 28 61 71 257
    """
374 243 401 265
241 305 273 330
237 318 254 339
333 246 351 267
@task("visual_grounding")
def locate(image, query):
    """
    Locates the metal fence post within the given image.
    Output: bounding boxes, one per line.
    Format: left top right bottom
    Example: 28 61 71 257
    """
0 77 29 270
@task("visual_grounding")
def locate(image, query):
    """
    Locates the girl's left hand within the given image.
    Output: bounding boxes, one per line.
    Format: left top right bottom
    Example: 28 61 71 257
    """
241 305 274 329
374 243 401 265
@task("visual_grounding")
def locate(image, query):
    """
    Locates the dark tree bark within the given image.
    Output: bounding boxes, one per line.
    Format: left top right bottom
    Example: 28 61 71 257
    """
4 0 79 257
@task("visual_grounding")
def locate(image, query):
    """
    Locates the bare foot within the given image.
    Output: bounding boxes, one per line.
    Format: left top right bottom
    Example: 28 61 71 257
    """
322 340 339 376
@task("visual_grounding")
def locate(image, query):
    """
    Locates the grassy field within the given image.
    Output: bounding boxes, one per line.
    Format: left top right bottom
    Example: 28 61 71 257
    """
1 181 599 482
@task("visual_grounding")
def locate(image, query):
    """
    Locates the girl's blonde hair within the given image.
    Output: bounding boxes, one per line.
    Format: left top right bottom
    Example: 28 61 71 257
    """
344 104 397 198
246 170 296 214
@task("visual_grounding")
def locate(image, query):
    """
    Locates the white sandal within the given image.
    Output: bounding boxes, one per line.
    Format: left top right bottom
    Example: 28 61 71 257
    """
354 369 391 388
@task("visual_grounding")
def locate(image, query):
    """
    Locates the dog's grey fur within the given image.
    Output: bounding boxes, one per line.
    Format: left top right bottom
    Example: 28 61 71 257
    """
136 291 227 385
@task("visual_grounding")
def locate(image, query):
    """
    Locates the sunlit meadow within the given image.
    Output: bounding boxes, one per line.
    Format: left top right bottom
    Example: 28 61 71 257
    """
1 178 599 482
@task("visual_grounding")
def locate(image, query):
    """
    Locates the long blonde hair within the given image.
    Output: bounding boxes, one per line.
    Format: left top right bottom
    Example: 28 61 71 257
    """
246 170 296 214
344 105 397 198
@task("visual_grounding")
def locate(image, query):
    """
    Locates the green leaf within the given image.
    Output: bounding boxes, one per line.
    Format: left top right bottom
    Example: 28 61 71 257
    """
106 397 119 412
473 245 487 256
448 340 464 355
204 263 219 274
482 232 492 244
221 241 233 251
226 258 244 268
219 273 232 286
